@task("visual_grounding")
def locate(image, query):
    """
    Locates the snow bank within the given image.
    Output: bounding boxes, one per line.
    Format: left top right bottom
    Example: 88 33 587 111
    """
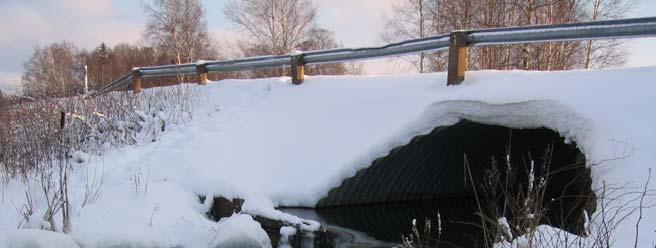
242 196 320 232
210 214 271 248
279 226 297 248
493 224 610 248
0 229 80 248
1 66 655 246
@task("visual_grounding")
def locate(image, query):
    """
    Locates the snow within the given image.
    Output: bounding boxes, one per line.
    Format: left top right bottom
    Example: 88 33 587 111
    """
494 224 613 248
71 150 89 164
210 214 271 248
290 49 304 56
497 217 513 242
22 217 51 230
241 196 320 232
2 66 656 246
0 229 80 248
280 226 297 237
278 226 297 248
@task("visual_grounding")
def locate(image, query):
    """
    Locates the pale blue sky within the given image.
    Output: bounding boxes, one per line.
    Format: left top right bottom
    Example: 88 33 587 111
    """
625 0 656 67
0 0 654 91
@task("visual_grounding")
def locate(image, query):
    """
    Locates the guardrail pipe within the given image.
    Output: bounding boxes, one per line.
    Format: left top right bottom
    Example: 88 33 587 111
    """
99 17 656 93
196 62 209 85
447 31 468 85
132 68 142 94
290 54 305 85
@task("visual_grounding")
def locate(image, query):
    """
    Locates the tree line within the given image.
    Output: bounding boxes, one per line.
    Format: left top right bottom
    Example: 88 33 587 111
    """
18 0 634 98
20 0 362 98
381 0 633 73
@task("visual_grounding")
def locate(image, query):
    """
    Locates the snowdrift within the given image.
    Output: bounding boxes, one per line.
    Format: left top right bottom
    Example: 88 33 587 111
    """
1 67 655 247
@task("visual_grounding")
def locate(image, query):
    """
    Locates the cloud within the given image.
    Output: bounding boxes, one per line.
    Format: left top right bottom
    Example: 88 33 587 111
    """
0 0 116 45
0 0 143 75
59 0 113 16
313 0 398 47
311 0 406 76
0 0 407 79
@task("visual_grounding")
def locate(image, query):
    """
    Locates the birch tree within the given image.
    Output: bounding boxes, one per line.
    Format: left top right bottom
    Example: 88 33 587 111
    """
22 42 84 98
381 0 633 72
143 0 214 65
298 27 363 75
224 0 316 56
225 0 361 77
381 0 434 73
583 0 633 69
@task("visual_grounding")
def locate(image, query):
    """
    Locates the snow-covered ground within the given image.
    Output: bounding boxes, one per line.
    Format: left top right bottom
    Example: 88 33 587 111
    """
1 67 656 247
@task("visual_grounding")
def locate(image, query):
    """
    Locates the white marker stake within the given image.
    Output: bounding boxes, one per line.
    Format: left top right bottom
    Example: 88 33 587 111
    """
84 65 88 95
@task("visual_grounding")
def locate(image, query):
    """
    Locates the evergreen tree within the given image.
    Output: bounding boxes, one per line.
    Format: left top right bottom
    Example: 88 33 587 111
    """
97 42 109 61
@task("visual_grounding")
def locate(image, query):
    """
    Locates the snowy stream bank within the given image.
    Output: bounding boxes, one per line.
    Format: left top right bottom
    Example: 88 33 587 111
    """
1 67 656 247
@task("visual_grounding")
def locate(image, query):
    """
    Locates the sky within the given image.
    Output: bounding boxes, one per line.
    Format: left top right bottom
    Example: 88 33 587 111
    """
0 0 655 93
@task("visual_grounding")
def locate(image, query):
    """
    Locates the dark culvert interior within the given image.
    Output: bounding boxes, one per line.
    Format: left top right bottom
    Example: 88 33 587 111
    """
294 120 596 247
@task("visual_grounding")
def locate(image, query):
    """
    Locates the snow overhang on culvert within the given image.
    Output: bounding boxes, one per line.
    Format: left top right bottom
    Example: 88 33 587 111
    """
316 119 591 207
314 101 595 238
313 99 593 201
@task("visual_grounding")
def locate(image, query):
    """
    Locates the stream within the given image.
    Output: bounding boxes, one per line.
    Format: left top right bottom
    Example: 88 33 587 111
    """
281 197 484 247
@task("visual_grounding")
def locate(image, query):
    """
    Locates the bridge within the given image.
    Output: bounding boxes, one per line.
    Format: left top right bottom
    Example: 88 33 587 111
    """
96 17 655 247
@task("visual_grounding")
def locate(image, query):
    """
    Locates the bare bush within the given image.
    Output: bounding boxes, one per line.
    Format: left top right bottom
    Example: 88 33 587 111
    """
400 143 654 248
482 149 654 248
400 213 444 248
130 164 151 196
81 162 104 208
0 84 199 232
0 84 199 177
488 174 655 248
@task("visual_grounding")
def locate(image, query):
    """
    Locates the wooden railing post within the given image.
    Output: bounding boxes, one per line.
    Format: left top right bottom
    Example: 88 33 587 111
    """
196 61 209 85
447 31 468 85
290 54 305 85
132 68 142 94
60 111 66 129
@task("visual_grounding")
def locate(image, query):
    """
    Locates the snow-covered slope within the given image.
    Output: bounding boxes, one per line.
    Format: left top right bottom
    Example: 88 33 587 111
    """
2 67 656 247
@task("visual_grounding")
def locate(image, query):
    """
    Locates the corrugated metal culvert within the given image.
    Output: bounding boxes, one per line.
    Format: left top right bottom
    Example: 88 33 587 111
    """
315 120 594 247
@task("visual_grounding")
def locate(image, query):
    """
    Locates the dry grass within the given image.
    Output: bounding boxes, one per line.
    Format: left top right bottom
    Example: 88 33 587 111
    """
0 84 200 232
399 145 655 248
0 84 199 178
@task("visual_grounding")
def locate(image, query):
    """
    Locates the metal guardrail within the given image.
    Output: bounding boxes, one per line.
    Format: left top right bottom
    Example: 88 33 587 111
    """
303 34 451 64
99 72 131 94
468 16 656 45
97 16 656 95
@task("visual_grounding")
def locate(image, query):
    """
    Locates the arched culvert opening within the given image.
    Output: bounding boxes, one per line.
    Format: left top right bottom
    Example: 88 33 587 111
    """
313 120 595 247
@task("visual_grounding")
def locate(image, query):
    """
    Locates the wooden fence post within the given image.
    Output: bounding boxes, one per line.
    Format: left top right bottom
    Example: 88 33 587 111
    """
60 111 65 129
447 31 468 85
290 54 305 85
196 62 209 85
132 68 142 94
